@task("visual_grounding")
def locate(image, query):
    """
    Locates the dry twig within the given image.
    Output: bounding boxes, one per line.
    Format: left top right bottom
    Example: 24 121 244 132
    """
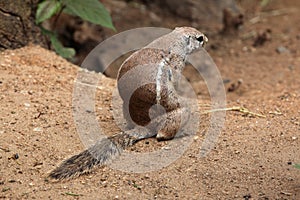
202 106 266 118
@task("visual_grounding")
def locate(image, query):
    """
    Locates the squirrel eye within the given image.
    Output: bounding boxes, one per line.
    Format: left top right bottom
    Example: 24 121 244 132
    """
196 36 204 43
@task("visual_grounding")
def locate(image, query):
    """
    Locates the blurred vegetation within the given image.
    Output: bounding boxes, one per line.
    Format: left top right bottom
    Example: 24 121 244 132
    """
36 0 115 59
260 0 270 7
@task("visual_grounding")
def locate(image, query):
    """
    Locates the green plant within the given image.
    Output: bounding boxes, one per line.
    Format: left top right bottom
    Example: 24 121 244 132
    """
295 164 300 169
260 0 270 8
36 0 115 59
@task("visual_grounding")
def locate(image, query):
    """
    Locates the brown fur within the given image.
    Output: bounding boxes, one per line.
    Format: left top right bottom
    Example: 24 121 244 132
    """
48 27 208 180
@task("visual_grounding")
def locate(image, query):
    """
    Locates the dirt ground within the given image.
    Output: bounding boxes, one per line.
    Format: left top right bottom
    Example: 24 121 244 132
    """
0 0 300 199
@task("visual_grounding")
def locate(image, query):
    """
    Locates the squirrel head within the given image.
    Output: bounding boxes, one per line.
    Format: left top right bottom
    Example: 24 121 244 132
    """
174 27 208 54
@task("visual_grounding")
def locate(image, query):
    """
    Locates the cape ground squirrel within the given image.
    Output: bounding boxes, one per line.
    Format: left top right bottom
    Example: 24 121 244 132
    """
49 27 208 180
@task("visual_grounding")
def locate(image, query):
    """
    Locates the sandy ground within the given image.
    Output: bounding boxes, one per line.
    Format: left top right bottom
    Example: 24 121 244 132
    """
1 1 300 200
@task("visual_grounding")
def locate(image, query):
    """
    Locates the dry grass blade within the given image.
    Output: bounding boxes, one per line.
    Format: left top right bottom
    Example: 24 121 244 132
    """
201 106 266 118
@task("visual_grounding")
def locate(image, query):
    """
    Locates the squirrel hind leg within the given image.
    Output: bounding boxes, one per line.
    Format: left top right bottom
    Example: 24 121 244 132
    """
156 107 190 141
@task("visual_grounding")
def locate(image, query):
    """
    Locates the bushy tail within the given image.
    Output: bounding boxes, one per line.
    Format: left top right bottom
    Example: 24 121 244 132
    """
48 132 139 180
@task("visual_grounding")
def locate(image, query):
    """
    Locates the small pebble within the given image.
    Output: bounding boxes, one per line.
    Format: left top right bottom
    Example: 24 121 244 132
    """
242 46 248 52
162 146 171 150
276 46 290 54
33 127 43 132
24 103 30 107
288 65 294 71
14 153 19 160
243 194 251 200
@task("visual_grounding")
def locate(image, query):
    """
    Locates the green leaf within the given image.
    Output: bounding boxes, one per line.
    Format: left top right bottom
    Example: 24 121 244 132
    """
260 0 270 7
61 0 115 30
295 164 300 169
41 27 75 59
36 0 62 24
50 35 76 59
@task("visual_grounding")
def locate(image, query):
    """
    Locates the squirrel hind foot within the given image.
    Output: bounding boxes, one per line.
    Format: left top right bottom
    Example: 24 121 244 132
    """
156 130 175 141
